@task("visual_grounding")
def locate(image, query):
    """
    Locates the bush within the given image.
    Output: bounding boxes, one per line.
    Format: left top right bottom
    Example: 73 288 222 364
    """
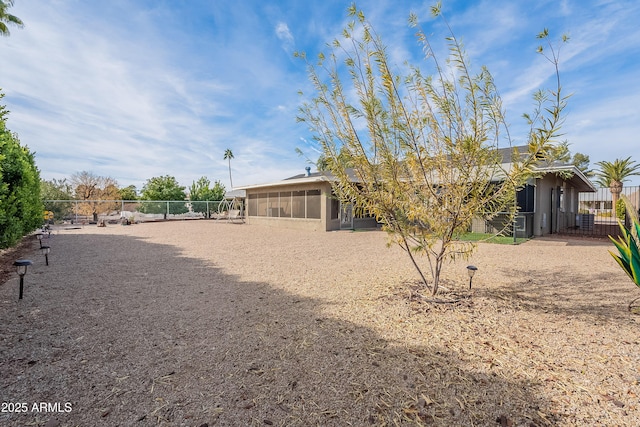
0 104 43 248
616 198 626 221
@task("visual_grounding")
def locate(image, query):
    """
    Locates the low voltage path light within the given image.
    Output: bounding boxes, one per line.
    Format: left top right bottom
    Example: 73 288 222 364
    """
36 232 43 248
467 265 478 289
40 245 51 266
14 259 33 300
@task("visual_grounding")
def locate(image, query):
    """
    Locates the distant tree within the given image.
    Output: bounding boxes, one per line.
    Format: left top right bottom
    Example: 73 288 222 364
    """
119 185 138 201
41 178 73 221
139 175 188 219
0 0 23 37
189 176 225 217
572 152 592 177
316 154 329 171
297 6 568 295
223 148 234 189
70 171 119 222
0 91 42 248
595 157 640 210
550 142 592 176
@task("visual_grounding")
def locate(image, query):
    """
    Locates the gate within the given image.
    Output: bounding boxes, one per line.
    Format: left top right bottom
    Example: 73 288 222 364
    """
561 186 640 237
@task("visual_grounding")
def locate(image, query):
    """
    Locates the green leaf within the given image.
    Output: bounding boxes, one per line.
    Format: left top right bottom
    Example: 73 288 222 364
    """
609 251 634 280
627 232 640 285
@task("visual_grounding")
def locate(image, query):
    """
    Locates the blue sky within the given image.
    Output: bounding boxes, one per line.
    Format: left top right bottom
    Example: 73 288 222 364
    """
1 0 639 191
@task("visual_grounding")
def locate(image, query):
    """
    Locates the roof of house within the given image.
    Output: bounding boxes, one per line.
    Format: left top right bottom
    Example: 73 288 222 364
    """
224 189 246 199
236 145 597 192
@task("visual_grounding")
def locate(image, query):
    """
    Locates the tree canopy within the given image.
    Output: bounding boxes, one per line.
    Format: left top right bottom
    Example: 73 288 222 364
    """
189 176 225 217
594 157 640 210
0 0 23 37
70 171 120 222
297 5 568 295
1 91 42 248
595 157 640 188
139 175 188 218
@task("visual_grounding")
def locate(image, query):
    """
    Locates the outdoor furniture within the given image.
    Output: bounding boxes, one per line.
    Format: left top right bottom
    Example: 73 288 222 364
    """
228 209 244 223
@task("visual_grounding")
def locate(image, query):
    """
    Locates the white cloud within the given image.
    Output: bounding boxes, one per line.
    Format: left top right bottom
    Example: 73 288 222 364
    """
275 22 294 51
2 0 639 190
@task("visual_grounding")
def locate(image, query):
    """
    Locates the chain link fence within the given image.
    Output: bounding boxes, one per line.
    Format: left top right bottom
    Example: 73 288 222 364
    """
43 199 244 225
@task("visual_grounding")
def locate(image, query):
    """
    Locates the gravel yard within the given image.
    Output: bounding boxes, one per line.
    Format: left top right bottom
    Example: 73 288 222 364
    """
1 220 639 426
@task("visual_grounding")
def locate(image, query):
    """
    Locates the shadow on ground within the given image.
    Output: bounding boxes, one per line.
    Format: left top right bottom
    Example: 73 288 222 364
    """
482 263 637 323
1 232 558 426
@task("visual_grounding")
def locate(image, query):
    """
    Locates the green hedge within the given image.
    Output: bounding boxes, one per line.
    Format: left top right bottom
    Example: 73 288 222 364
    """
0 98 43 248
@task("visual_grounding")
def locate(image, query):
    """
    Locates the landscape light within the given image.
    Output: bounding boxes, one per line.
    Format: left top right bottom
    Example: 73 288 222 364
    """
467 265 478 290
36 232 43 247
40 245 51 266
14 259 33 300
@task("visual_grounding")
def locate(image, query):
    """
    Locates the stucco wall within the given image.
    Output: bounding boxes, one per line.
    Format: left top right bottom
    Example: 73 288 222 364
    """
244 182 334 232
533 174 581 236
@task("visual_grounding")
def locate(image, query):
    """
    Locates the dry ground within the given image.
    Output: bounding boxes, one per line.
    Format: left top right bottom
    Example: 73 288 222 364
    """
1 221 639 426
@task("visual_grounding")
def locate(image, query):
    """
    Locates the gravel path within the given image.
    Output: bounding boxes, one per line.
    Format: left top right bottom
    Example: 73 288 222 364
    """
1 221 639 426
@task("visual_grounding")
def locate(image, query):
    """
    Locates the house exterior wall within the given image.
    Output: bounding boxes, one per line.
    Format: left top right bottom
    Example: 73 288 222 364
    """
533 174 581 236
244 182 336 232
471 174 584 238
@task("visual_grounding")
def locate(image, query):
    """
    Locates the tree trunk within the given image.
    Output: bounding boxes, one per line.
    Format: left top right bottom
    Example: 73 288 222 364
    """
610 180 623 216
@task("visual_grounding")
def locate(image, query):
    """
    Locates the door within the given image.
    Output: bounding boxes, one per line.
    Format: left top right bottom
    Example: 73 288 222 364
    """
340 202 353 230
550 186 562 234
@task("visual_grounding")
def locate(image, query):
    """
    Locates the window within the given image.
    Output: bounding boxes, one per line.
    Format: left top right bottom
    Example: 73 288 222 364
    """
248 189 322 219
516 185 535 213
307 190 321 219
256 193 268 216
248 194 258 217
292 191 305 218
330 192 340 220
280 191 292 217
267 192 279 217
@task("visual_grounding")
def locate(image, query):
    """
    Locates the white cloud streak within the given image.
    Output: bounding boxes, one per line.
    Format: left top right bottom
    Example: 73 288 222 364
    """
1 0 638 188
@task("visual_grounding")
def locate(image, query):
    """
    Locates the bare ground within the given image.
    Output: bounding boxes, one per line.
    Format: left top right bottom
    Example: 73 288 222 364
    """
1 221 639 426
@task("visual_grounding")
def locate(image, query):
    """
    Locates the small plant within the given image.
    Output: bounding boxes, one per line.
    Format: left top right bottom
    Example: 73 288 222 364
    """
615 198 626 221
608 195 640 311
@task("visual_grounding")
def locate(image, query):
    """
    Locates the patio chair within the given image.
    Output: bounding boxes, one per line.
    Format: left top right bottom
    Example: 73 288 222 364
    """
228 209 244 223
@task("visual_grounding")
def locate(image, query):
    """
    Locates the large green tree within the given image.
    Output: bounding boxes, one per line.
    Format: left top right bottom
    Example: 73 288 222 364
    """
297 5 568 295
119 185 138 201
595 157 640 210
0 91 42 248
0 0 23 37
189 176 225 218
139 175 188 219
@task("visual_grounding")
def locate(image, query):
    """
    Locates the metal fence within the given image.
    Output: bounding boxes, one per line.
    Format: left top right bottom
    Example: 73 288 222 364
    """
561 185 640 237
43 199 244 225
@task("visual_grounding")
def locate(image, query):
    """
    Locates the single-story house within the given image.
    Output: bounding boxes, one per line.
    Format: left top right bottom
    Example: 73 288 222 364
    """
237 146 597 236
236 167 374 231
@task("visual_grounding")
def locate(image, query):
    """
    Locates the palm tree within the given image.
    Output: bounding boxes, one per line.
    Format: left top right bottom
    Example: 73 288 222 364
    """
595 157 640 211
0 0 23 37
223 148 234 189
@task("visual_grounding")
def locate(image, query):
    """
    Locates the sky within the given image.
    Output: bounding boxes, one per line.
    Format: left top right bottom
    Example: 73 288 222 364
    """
1 0 640 192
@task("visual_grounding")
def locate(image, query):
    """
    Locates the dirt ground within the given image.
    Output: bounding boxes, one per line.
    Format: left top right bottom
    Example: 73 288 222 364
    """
1 221 639 426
